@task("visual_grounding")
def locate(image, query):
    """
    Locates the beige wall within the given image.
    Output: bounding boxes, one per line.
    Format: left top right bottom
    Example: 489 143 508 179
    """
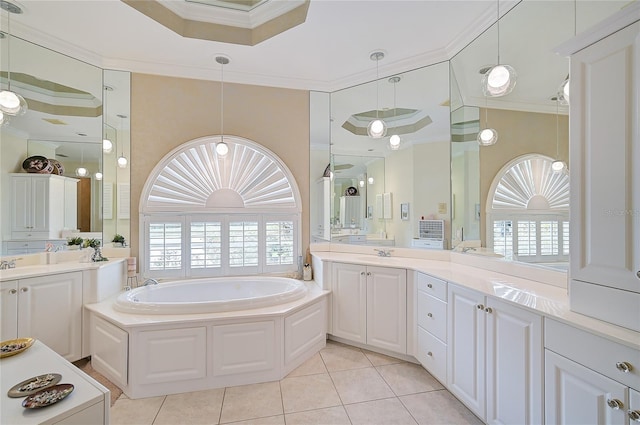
130 73 310 261
479 108 569 243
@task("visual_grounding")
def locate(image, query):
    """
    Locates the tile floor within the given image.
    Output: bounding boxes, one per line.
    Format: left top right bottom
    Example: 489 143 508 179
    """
110 340 483 425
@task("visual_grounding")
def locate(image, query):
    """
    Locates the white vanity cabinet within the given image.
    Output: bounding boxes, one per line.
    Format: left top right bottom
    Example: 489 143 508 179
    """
0 272 83 361
447 283 543 424
415 272 448 384
545 319 640 425
563 15 640 331
10 173 77 240
331 262 407 354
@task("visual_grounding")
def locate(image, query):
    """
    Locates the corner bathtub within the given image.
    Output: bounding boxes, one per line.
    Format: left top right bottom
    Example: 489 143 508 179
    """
113 276 308 314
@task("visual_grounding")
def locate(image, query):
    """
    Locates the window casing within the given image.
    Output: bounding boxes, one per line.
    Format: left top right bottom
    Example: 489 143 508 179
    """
139 136 302 278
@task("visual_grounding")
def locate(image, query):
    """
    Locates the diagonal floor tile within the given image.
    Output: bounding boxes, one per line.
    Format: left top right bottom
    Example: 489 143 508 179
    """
109 395 165 425
400 390 484 425
280 373 341 413
286 353 327 378
223 415 285 425
153 388 225 424
330 367 394 404
376 362 444 396
320 344 372 372
219 382 282 424
285 406 351 425
362 349 406 366
345 397 418 425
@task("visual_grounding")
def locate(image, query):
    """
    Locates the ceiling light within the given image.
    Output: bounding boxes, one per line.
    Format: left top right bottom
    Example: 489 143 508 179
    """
367 51 387 138
103 138 113 153
477 128 498 146
0 2 28 116
388 76 401 150
95 172 103 181
389 134 401 150
481 1 516 97
216 55 231 157
552 98 566 173
368 177 374 184
117 114 128 168
75 167 88 177
359 180 365 188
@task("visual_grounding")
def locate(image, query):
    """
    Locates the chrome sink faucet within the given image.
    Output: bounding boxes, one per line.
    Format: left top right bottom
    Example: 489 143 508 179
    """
0 259 18 270
374 249 393 257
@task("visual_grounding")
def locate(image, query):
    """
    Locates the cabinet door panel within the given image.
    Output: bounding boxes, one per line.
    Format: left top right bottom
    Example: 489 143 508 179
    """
545 350 627 425
11 177 32 231
366 266 406 353
18 273 82 361
447 284 485 420
486 298 543 425
331 263 366 343
0 281 18 340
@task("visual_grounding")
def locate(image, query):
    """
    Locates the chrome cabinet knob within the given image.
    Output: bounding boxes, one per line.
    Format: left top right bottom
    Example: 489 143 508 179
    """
615 361 633 373
477 304 485 310
367 272 371 276
629 410 640 422
607 399 624 410
9 289 17 295
485 307 493 313
427 283 433 288
360 271 365 276
636 270 640 279
427 351 433 357
427 313 433 318
20 287 28 292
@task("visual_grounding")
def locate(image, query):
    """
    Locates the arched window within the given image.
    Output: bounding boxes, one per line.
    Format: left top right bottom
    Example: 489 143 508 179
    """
139 136 302 278
486 154 569 263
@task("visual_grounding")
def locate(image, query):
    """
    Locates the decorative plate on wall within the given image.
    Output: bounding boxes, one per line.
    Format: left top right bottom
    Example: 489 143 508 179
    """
344 186 358 196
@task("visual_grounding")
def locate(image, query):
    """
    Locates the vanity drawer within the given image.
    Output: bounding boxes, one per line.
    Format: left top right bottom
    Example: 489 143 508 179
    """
545 318 640 390
416 326 446 384
416 272 447 301
417 290 447 342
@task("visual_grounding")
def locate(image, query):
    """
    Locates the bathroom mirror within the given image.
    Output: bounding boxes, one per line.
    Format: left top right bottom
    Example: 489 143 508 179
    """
0 33 131 254
328 61 451 248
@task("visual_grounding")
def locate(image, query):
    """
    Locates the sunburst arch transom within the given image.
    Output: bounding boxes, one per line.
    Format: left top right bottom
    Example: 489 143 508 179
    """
141 136 301 213
488 154 569 212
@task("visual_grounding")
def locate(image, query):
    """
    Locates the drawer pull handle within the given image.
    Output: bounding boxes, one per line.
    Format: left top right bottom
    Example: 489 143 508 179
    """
477 304 485 310
427 351 433 357
607 399 623 410
629 410 640 422
485 307 493 313
427 283 433 288
9 289 17 295
427 313 433 318
20 287 28 293
615 361 633 373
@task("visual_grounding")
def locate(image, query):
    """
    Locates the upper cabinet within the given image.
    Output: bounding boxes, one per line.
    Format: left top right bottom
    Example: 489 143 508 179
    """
559 8 640 331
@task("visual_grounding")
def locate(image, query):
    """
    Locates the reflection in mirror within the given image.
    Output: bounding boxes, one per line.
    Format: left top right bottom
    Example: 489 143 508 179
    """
0 34 103 254
449 0 628 269
329 61 451 248
309 91 331 243
102 70 131 247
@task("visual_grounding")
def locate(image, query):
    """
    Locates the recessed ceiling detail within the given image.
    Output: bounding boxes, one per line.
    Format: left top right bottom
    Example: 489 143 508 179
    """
122 0 310 46
342 108 433 137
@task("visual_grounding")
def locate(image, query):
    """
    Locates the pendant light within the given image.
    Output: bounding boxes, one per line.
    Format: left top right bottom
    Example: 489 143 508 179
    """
551 98 566 173
0 1 28 116
481 0 516 97
103 86 113 153
117 114 128 168
367 51 387 139
75 146 88 177
477 105 498 146
215 55 230 157
94 172 103 181
388 76 401 150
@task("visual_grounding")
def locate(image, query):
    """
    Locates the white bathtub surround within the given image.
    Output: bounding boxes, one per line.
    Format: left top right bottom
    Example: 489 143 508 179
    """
86 279 329 399
114 276 308 314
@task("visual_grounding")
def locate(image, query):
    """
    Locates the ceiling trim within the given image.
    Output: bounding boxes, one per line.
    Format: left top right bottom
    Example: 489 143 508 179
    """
121 0 310 46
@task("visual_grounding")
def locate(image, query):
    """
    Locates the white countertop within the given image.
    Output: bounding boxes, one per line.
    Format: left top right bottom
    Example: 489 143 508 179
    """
0 341 109 425
0 258 126 282
312 250 640 351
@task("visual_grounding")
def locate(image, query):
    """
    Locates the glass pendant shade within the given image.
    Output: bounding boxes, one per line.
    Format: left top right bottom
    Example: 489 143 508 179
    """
368 176 374 184
359 180 365 188
103 138 113 153
477 128 498 146
367 118 387 138
482 65 517 97
75 167 88 177
389 134 401 150
94 172 103 181
117 156 128 168
551 160 566 173
0 90 28 116
216 141 229 156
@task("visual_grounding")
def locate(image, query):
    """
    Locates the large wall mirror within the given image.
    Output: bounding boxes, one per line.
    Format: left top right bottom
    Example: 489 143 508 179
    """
0 32 130 255
318 61 451 249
